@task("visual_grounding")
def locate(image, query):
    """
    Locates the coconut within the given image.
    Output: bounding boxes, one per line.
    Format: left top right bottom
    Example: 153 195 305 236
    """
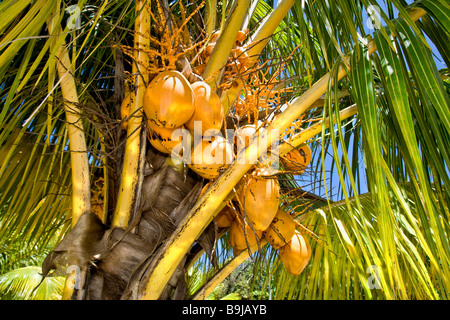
143 70 195 128
282 145 312 174
265 210 296 249
189 136 234 179
147 120 183 155
215 206 236 228
279 231 311 276
229 219 262 256
239 166 280 231
185 82 224 136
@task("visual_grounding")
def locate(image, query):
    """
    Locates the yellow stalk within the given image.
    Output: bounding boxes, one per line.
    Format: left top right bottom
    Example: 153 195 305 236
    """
112 0 151 228
47 19 90 228
58 59 91 226
202 0 251 88
139 8 427 300
245 0 295 64
47 4 90 299
205 0 217 38
192 240 267 300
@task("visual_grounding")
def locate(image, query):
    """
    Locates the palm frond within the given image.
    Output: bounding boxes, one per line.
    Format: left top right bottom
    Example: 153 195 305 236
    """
0 266 64 300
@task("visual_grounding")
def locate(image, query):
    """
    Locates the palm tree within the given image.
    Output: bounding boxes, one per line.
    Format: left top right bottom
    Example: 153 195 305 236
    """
0 0 449 300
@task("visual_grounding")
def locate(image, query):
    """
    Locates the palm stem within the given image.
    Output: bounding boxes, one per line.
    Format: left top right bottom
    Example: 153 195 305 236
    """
112 0 151 228
245 0 295 63
203 0 251 87
278 104 358 156
47 16 90 227
205 0 217 37
47 7 91 299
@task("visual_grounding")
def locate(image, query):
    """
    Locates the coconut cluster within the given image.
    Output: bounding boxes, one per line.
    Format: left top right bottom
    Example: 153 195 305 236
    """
121 69 231 178
119 34 312 276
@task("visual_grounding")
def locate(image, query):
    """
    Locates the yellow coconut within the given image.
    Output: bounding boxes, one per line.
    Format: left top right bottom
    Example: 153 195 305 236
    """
229 219 262 256
215 206 236 228
185 82 224 136
282 145 312 174
189 136 234 179
265 210 296 249
143 70 195 128
279 231 311 276
239 166 280 232
147 120 183 154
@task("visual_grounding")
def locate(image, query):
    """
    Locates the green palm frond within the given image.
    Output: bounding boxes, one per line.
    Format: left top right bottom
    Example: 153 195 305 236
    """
268 188 447 299
0 266 64 300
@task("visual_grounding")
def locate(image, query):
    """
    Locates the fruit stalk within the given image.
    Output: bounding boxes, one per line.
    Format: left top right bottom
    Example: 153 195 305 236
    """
202 0 251 87
47 5 91 300
47 7 91 227
112 0 150 228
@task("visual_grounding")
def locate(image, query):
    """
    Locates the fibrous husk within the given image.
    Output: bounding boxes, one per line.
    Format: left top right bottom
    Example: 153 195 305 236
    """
196 222 218 268
41 212 107 279
39 212 107 300
89 228 158 300
41 148 203 300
